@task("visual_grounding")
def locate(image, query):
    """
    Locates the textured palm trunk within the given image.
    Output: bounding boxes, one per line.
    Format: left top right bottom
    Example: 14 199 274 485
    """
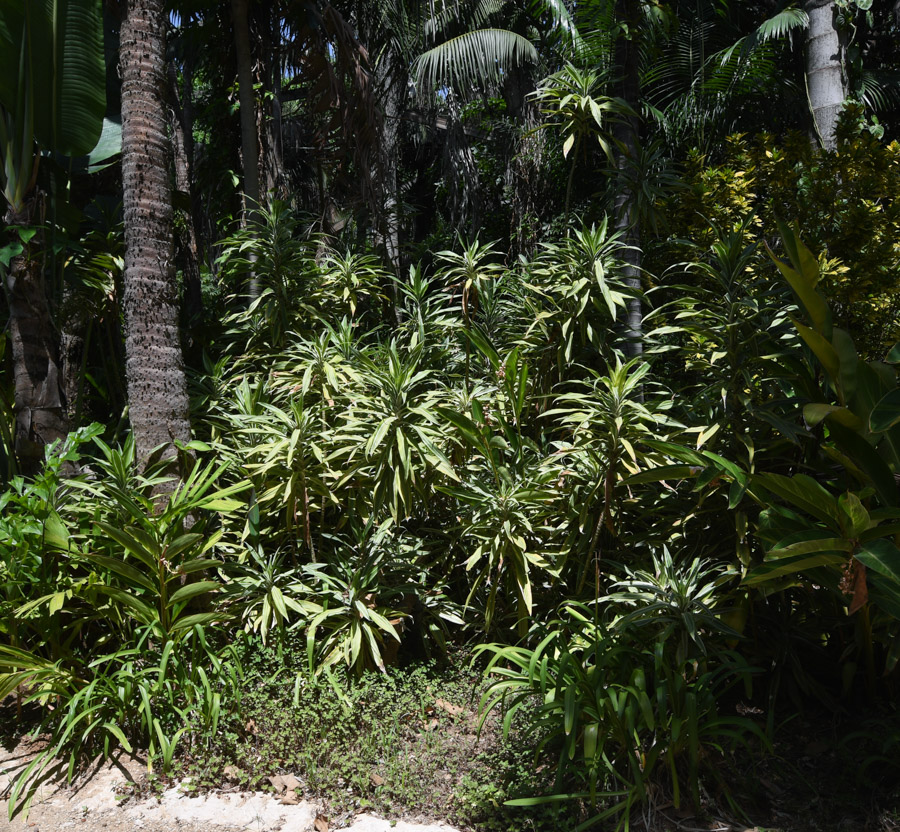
60 282 89 427
805 0 846 151
614 0 643 358
262 10 285 197
5 201 68 474
120 0 192 465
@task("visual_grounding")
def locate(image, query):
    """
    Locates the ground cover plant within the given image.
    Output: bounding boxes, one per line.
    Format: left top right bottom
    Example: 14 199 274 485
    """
2 0 900 829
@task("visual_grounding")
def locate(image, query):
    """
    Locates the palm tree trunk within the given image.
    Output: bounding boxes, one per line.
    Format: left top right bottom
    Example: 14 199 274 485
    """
263 9 285 197
5 200 68 474
614 0 643 358
120 0 192 465
805 0 846 151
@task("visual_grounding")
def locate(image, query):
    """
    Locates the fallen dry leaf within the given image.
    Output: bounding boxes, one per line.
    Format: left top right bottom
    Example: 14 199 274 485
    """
434 698 464 717
314 815 329 832
281 774 301 792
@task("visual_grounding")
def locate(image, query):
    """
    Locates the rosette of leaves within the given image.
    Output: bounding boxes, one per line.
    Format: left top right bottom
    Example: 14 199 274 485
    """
329 340 458 521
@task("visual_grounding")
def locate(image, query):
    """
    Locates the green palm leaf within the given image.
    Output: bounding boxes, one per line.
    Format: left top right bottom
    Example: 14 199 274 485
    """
414 28 538 91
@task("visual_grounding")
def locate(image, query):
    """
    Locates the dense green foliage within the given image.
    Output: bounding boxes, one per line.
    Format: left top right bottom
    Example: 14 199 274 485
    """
2 0 900 829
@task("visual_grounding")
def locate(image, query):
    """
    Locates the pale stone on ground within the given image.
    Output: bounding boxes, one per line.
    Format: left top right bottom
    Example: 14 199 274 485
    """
0 741 460 832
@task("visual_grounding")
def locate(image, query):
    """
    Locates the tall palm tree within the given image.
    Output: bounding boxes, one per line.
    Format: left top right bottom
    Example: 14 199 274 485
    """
805 0 845 150
614 0 644 358
120 0 192 464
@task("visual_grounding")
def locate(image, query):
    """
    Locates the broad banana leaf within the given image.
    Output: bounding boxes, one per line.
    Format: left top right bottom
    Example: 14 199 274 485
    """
0 0 105 158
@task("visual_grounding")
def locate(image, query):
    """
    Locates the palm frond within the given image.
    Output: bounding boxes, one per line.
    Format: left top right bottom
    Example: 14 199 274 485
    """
528 0 587 61
413 28 538 93
861 70 900 113
723 5 808 65
755 6 809 43
425 0 509 41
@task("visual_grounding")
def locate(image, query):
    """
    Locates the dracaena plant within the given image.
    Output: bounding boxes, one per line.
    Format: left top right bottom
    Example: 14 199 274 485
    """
218 201 317 358
225 395 334 557
477 580 763 830
316 247 388 320
330 340 458 522
603 547 741 666
393 264 457 365
438 345 564 634
544 357 679 586
301 523 406 676
271 322 361 406
645 214 793 469
435 238 504 388
523 219 631 381
531 64 634 225
227 545 317 649
300 520 464 675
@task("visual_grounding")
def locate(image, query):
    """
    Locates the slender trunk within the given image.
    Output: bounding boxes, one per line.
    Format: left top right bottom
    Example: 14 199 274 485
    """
60 291 86 426
231 0 261 298
373 52 404 320
168 61 203 330
182 15 195 173
232 0 260 210
805 0 846 151
443 100 480 236
504 66 543 257
263 9 285 197
120 0 192 465
379 69 402 277
181 13 209 274
231 0 259 300
564 134 581 234
5 199 68 474
614 0 643 358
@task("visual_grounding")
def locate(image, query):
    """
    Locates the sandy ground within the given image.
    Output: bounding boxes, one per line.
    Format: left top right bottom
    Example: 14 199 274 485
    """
0 739 460 832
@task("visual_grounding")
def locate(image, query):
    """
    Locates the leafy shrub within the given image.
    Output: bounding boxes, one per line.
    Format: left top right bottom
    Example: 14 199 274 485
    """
477 553 764 829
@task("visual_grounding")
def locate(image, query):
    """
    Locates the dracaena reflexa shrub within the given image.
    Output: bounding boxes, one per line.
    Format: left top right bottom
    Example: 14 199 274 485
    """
477 551 763 830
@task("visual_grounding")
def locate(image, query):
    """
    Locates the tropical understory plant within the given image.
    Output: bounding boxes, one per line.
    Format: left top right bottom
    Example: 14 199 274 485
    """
477 552 764 830
3 209 900 828
0 432 249 816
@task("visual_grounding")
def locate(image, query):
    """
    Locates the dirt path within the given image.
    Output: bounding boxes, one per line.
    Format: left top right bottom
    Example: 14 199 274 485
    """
0 740 460 832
